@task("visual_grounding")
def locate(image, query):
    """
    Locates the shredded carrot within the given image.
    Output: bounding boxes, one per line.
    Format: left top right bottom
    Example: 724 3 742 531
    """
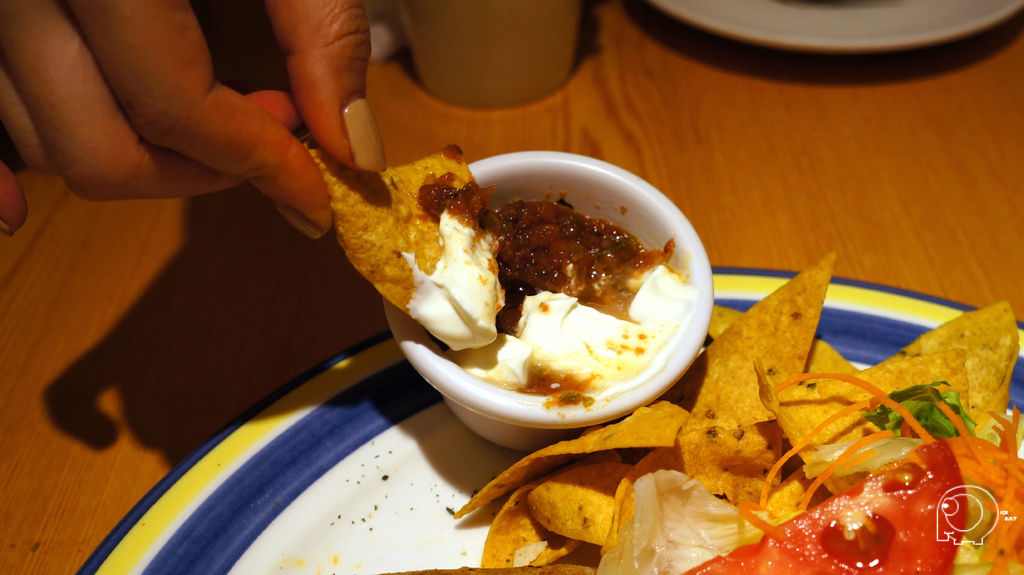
870 395 937 442
836 446 878 470
1008 463 1024 485
1000 510 1024 559
778 372 936 442
953 441 1011 461
758 397 876 508
738 501 786 541
1004 477 1017 518
761 373 1024 565
799 430 895 510
943 405 1024 566
992 407 1021 451
936 400 998 480
760 371 937 508
935 401 973 438
776 372 887 395
947 447 1005 486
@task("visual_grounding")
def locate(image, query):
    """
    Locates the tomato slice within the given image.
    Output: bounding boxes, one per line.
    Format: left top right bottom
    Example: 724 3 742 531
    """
684 440 965 574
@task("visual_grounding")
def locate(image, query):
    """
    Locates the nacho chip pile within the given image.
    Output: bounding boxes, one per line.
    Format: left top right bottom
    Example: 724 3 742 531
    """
456 252 1020 568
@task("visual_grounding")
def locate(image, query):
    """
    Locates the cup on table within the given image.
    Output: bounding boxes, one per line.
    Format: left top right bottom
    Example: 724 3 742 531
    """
396 0 582 108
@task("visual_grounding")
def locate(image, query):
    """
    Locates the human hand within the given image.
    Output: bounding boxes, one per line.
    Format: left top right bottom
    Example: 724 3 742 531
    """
0 0 385 237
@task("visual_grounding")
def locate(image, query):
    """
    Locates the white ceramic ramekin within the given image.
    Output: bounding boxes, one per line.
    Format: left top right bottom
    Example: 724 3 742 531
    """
385 151 713 451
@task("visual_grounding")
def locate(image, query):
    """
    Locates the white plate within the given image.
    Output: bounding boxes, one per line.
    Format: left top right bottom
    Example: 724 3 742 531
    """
79 270 1024 575
643 0 1024 53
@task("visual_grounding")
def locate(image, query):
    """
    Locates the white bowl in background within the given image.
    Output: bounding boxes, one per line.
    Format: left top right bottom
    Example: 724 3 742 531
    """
385 151 713 451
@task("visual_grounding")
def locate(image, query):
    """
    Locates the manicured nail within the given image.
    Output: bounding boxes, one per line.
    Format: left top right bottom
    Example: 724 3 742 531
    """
0 217 11 236
276 203 332 239
343 98 386 172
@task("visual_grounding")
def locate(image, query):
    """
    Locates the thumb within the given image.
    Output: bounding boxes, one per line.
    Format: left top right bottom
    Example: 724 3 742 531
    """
266 0 386 171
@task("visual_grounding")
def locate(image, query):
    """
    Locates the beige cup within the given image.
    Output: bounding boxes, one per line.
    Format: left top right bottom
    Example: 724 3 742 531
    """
397 0 582 108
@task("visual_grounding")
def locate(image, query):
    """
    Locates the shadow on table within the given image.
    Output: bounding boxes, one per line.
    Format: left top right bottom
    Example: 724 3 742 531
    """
42 186 388 465
623 0 1024 85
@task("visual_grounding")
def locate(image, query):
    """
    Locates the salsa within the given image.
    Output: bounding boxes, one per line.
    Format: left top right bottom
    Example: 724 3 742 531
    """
417 145 493 228
418 174 491 227
419 174 679 403
493 199 672 334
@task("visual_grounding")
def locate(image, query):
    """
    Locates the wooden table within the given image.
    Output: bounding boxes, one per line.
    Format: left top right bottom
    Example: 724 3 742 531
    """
3 1 1023 573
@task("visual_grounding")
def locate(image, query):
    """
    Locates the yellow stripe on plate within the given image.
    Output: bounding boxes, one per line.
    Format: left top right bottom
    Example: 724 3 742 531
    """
95 338 403 575
714 274 961 325
715 273 1024 352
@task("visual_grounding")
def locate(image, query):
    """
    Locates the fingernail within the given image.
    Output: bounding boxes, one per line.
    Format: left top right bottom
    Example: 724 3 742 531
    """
276 203 332 239
343 98 386 172
0 217 11 236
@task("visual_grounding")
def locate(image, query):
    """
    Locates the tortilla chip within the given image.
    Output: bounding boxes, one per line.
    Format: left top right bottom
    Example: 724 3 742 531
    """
675 421 783 505
602 447 681 554
669 252 836 426
759 348 970 448
765 471 810 517
454 401 690 518
308 145 474 310
708 305 744 339
709 305 854 374
527 461 632 546
807 339 857 374
888 301 1019 424
481 482 579 568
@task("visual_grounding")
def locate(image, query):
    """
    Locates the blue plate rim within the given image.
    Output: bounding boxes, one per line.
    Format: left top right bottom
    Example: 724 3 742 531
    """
76 267 1023 574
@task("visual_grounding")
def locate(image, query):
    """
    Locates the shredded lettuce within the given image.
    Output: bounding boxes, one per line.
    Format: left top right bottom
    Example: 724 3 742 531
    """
596 470 769 575
863 382 976 438
803 436 923 478
975 411 1024 452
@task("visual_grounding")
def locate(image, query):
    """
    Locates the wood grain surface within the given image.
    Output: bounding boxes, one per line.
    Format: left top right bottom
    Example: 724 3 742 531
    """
2 1 1023 573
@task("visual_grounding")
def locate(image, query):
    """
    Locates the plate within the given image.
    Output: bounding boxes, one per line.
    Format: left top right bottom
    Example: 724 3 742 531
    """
79 270 1024 575
643 0 1024 53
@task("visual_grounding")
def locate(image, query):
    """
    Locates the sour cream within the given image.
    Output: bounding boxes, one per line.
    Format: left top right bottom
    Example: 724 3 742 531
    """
404 211 504 351
447 265 697 399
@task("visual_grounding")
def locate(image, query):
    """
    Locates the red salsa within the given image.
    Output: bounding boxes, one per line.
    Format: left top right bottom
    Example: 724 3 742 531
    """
418 169 675 403
418 175 492 228
417 146 493 228
493 199 672 335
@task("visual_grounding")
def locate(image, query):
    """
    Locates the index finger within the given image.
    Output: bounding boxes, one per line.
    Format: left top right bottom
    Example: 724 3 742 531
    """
64 0 332 233
266 0 385 172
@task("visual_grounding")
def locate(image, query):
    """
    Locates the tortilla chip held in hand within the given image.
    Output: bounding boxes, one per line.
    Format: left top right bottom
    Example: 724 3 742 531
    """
309 144 504 350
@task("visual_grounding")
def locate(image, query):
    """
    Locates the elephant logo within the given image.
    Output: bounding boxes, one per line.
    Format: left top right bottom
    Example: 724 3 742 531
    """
937 485 998 545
